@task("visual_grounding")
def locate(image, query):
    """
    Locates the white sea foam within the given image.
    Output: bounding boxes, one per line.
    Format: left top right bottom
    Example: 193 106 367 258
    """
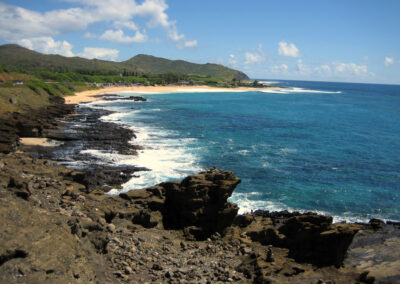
79 91 390 224
229 192 385 223
229 192 290 214
81 104 204 195
237 149 250 155
279 147 297 155
260 87 341 95
258 80 279 85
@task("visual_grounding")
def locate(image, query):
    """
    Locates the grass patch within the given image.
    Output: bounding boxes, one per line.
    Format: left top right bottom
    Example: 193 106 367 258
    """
0 86 51 118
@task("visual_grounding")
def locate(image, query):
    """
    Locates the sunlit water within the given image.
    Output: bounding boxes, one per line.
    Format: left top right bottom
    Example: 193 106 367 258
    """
83 80 400 222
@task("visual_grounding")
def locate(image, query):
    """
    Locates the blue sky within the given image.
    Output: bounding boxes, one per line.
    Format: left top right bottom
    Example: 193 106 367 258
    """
0 0 399 84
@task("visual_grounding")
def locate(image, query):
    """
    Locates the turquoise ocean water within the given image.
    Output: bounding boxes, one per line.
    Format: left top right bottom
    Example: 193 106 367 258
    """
85 80 400 222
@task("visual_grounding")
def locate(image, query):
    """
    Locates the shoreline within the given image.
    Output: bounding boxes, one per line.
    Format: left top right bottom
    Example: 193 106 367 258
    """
65 85 269 104
68 89 398 224
1 91 399 282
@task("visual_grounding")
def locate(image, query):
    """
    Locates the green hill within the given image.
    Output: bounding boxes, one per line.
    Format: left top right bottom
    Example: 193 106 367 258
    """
123 54 249 80
0 44 249 80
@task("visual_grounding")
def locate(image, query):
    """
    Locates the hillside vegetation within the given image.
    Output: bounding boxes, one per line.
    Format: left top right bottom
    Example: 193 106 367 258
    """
0 44 249 80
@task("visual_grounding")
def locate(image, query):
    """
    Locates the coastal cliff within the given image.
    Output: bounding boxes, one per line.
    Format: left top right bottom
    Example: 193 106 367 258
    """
0 96 399 283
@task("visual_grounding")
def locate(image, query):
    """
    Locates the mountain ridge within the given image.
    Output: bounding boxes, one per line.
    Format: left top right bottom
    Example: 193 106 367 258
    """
0 44 249 80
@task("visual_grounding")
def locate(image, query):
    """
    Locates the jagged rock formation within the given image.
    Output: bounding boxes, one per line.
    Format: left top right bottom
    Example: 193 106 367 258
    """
1 153 398 283
162 169 241 239
238 211 359 267
119 168 241 240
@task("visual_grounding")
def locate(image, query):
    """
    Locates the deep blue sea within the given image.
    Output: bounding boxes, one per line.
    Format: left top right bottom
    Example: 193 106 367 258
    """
85 80 400 222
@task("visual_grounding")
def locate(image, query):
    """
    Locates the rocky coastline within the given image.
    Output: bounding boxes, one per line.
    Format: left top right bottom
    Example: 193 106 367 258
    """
0 95 399 283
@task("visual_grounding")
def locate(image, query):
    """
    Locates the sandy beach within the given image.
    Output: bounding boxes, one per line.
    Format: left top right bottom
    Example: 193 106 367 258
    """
65 85 263 104
19 137 63 147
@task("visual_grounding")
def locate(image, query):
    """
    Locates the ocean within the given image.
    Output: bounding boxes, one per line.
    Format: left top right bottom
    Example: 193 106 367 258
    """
84 80 400 223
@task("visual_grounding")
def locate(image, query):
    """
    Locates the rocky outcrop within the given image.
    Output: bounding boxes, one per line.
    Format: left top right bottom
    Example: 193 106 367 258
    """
0 96 74 153
279 214 359 266
162 169 241 239
69 165 149 193
235 211 359 267
119 168 241 240
100 94 147 102
1 153 396 283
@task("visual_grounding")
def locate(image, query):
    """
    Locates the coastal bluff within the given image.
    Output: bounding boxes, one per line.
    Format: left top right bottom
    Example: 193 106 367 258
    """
1 155 394 283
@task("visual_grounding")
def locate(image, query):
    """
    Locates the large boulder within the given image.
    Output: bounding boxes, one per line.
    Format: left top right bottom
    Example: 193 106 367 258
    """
162 168 241 239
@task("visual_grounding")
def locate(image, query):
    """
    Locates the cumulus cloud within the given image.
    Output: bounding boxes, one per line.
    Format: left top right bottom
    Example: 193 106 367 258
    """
0 3 91 41
167 27 184 42
113 21 139 31
384 56 394 67
268 59 371 79
177 39 197 49
17 37 74 57
296 59 311 74
333 62 368 75
271 64 288 73
78 47 119 61
135 0 170 28
244 44 266 65
278 41 300 57
0 0 195 52
314 64 331 76
133 0 188 44
100 29 148 43
228 54 238 66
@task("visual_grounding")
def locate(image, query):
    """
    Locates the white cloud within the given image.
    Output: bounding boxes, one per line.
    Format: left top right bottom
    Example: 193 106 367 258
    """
70 0 138 21
244 44 266 65
113 21 139 31
314 64 331 76
178 39 198 48
167 26 184 42
134 0 188 44
17 37 74 57
100 29 147 43
135 0 170 28
278 41 300 58
0 1 195 50
78 47 119 61
333 62 368 75
296 59 310 74
84 32 96 38
271 64 288 73
384 56 394 67
228 54 238 66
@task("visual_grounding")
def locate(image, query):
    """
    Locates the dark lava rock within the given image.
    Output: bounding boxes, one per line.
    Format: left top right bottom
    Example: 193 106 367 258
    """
0 96 74 153
162 168 241 240
245 212 360 267
70 165 148 193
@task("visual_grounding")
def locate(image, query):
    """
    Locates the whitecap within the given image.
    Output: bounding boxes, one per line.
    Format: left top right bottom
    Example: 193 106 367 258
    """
279 147 297 155
260 87 341 95
237 150 250 155
229 192 392 224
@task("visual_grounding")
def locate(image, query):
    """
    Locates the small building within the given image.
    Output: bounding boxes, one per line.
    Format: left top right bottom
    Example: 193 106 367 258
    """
179 80 190 86
13 80 24 86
